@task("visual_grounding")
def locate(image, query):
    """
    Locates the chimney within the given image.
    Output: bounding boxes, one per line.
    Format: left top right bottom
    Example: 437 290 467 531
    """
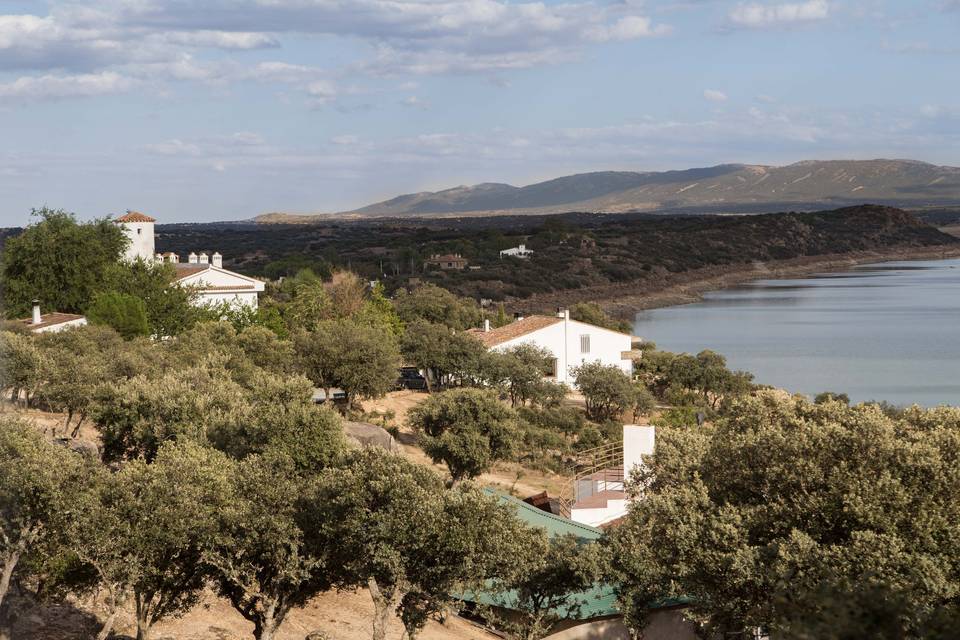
31 300 41 325
199 252 209 264
188 252 198 264
484 319 491 332
155 253 163 262
211 252 222 268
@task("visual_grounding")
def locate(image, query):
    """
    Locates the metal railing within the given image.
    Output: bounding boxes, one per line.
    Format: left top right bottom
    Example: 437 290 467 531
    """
557 441 624 518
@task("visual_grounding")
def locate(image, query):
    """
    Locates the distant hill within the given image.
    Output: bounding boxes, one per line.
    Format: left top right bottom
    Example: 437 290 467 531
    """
257 159 960 223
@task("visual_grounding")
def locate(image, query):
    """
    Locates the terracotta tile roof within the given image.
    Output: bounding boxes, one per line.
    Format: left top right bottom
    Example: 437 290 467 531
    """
18 313 85 330
172 264 209 280
467 315 562 347
115 211 156 223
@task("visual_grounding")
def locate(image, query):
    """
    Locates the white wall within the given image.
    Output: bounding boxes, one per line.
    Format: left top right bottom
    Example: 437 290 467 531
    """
177 266 265 310
120 221 155 262
491 316 632 385
623 424 656 485
32 318 88 334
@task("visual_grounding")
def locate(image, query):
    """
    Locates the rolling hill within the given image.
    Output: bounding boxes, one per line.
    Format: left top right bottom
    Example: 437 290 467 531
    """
256 159 960 223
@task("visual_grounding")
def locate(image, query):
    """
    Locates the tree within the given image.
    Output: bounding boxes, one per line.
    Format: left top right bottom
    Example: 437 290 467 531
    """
205 453 333 640
485 533 605 640
0 331 45 406
91 362 247 462
408 388 521 483
568 302 632 334
608 393 960 637
296 319 401 406
0 208 127 317
65 441 233 640
0 417 84 638
86 291 150 339
35 325 129 437
393 283 482 330
303 449 525 640
481 344 556 407
400 320 486 391
102 259 198 337
572 362 635 422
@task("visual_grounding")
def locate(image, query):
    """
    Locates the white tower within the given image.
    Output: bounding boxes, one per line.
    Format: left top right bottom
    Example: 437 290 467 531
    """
115 211 157 262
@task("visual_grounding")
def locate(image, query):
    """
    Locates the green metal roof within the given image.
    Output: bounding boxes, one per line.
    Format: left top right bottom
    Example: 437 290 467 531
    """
460 491 620 619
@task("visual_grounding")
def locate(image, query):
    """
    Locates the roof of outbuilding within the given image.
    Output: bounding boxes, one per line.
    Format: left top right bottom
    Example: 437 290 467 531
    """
18 313 86 330
466 315 562 347
115 211 156 223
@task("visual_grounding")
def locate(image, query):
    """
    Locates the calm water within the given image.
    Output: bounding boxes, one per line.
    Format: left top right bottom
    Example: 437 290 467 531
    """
633 258 960 407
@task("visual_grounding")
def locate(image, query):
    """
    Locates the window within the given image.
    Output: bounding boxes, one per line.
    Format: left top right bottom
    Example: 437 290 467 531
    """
137 228 142 235
580 334 590 354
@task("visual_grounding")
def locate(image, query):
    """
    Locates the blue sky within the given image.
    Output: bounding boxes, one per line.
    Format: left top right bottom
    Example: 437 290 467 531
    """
1 0 958 224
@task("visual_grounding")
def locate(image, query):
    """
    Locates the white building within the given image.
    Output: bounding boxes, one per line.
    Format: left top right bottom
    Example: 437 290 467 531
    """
17 301 87 334
468 309 634 386
115 212 264 309
563 424 656 528
499 244 533 258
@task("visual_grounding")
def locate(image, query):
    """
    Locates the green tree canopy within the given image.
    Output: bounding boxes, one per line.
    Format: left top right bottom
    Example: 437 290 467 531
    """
302 449 525 640
572 362 636 422
393 283 482 330
101 259 198 337
86 291 150 339
400 319 486 391
608 392 960 637
1 208 126 317
408 388 521 483
0 417 85 635
295 318 401 406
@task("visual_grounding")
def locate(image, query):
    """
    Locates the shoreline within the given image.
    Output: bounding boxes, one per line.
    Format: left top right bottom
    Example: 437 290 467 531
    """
517 244 960 319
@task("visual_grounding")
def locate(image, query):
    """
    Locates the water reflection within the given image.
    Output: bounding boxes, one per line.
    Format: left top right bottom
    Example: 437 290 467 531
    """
634 258 960 406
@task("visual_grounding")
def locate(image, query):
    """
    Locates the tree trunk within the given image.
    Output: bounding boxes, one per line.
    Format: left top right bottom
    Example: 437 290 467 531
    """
134 593 153 640
0 551 19 613
252 599 282 640
70 414 86 439
368 578 396 640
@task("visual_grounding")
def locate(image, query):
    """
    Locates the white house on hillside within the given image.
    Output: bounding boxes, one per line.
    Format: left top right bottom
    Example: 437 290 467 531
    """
115 211 264 309
468 308 635 386
499 244 533 258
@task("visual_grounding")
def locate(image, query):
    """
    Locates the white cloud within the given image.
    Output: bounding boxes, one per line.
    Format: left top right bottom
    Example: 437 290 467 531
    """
704 89 728 102
729 0 829 29
0 71 134 101
586 16 671 41
159 30 278 50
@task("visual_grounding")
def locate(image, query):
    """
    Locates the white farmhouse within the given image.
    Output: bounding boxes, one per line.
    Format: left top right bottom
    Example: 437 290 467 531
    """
499 243 533 258
468 308 634 386
115 211 264 309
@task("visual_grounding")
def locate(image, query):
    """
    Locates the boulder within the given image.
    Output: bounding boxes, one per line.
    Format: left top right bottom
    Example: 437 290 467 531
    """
342 421 398 452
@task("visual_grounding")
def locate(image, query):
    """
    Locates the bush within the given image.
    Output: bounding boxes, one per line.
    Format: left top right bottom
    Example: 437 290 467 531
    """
572 362 635 422
86 291 150 339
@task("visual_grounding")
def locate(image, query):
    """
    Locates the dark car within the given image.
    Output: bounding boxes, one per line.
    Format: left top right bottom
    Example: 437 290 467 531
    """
396 367 428 391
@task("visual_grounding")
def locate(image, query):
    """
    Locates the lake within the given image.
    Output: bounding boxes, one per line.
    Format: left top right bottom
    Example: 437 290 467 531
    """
633 258 960 407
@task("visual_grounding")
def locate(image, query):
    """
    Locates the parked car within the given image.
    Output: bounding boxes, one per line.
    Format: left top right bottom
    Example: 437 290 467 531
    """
396 367 428 391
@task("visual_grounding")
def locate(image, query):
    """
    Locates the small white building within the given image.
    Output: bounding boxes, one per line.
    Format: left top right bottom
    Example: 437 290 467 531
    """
565 424 656 528
468 309 634 386
17 302 87 334
499 244 533 258
115 211 264 309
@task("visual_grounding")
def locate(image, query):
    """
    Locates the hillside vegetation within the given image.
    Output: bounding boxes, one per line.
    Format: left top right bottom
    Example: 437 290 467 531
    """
161 205 960 305
257 160 960 221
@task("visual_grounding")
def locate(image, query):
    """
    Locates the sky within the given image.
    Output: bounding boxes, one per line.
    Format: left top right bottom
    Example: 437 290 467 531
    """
1 0 959 225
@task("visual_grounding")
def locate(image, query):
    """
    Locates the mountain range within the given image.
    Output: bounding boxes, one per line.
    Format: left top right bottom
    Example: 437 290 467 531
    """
256 159 960 223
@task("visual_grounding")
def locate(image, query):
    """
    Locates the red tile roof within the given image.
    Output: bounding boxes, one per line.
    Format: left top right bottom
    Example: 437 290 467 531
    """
172 264 209 280
17 313 85 330
115 211 156 223
467 315 562 347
